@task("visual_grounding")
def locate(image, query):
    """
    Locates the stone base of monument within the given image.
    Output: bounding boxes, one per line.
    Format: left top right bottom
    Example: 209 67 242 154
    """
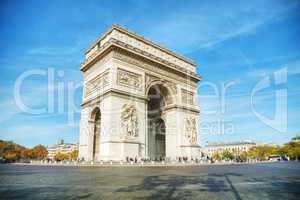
180 145 201 158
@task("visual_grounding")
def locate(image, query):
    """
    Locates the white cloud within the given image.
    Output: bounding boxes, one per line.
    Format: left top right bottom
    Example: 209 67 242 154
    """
140 0 299 53
242 59 300 80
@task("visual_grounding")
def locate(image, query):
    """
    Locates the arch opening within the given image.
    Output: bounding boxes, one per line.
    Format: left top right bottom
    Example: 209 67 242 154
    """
91 107 101 161
147 84 169 160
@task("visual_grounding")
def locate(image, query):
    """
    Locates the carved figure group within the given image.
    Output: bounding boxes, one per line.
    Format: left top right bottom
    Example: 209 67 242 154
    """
121 104 138 139
185 117 197 144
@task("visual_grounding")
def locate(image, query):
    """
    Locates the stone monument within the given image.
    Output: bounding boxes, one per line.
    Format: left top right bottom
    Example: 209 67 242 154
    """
78 25 202 161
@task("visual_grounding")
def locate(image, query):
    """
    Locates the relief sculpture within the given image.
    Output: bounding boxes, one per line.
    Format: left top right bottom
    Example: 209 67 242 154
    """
185 116 197 145
85 71 109 97
121 104 138 139
117 68 141 90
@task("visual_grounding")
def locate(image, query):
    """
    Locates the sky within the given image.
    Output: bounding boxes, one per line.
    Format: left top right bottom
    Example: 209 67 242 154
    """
0 0 299 147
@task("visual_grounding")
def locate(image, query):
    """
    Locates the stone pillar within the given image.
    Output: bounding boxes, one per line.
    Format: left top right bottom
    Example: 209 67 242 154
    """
164 108 179 160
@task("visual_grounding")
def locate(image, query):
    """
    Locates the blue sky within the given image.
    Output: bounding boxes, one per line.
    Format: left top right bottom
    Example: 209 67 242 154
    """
0 0 299 147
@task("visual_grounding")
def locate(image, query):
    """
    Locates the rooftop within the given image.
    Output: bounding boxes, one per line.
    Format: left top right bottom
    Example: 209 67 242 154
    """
81 25 201 77
85 24 196 66
205 140 257 147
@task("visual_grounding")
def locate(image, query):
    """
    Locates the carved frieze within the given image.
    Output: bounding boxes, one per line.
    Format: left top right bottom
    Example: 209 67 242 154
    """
184 116 197 145
117 68 142 90
181 89 194 105
109 28 195 71
84 71 109 97
121 104 138 139
113 50 198 87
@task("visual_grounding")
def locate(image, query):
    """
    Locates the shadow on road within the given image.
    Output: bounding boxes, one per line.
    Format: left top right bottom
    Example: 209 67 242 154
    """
116 173 243 200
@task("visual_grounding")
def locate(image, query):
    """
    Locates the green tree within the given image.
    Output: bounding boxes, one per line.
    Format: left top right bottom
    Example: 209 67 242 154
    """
221 150 234 160
54 153 69 161
283 142 300 160
275 146 288 156
248 145 278 160
212 151 221 161
239 151 248 161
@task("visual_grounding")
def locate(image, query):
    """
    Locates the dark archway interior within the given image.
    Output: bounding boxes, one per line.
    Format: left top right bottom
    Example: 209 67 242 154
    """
147 84 168 160
91 108 101 160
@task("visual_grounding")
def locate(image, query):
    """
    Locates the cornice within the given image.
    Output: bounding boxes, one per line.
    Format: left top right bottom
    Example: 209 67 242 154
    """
81 39 202 82
180 145 201 148
85 24 197 66
101 140 145 145
80 41 114 72
164 104 200 113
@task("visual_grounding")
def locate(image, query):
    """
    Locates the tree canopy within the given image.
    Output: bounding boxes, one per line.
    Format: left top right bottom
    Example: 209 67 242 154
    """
0 140 48 162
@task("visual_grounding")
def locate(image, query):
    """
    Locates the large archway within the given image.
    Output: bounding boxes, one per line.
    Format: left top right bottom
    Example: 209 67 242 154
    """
79 26 202 162
147 84 171 160
91 107 101 161
154 118 166 159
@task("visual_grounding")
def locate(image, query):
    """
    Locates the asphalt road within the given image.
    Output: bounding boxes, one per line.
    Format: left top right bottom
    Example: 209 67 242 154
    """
0 162 299 200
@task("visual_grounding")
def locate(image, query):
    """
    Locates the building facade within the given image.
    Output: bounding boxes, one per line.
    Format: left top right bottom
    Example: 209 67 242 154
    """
47 140 78 160
79 25 202 161
204 140 257 157
291 134 300 142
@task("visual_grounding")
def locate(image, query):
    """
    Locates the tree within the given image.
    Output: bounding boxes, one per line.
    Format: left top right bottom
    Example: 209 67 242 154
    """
54 153 69 161
283 142 300 160
212 151 221 161
247 145 278 160
0 140 26 162
70 150 78 160
239 151 249 161
222 150 234 160
22 148 34 160
32 145 48 160
275 146 288 156
5 152 17 162
0 140 48 162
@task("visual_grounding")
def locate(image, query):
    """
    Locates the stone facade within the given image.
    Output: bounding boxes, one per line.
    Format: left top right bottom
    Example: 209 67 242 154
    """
47 140 78 160
79 25 202 161
204 141 257 157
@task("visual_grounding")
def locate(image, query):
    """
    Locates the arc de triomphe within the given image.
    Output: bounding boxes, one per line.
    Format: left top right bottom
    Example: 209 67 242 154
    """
79 25 202 161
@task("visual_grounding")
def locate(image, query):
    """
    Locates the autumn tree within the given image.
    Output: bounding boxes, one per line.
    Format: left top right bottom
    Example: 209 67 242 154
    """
32 145 48 160
0 140 48 162
70 150 78 160
0 140 26 162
